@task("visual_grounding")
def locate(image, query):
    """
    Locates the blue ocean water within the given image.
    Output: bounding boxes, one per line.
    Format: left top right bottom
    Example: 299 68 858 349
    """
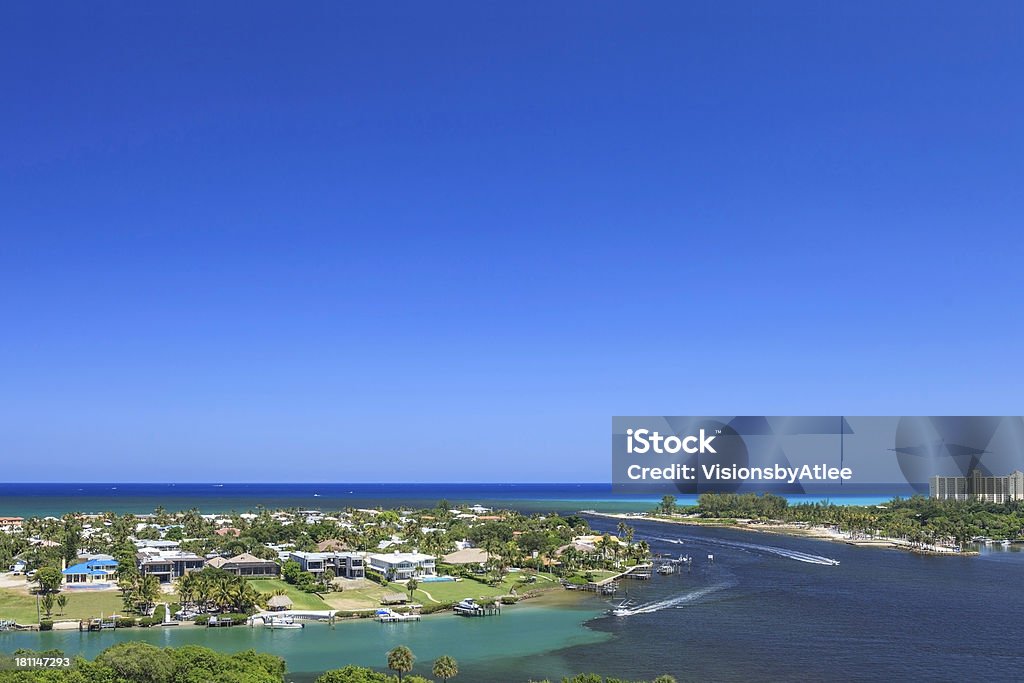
0 483 903 517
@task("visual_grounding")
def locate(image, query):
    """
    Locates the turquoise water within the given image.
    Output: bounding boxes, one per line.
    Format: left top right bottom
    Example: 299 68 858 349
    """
0 601 609 682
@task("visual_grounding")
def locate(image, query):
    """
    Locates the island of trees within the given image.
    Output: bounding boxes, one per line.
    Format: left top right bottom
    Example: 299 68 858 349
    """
655 492 1024 548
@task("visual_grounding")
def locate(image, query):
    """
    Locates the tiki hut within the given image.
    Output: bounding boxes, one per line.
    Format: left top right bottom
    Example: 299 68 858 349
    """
267 595 293 611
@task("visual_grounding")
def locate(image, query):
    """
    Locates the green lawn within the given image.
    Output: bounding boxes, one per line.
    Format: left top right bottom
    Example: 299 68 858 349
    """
321 581 394 611
247 573 563 612
246 579 331 610
0 588 128 624
409 572 559 605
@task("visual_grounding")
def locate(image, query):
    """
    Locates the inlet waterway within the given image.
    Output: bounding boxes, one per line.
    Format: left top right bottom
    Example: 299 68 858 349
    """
5 518 1024 681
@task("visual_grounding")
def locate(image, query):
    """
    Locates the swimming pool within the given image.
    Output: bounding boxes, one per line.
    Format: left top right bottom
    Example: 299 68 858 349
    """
417 576 456 582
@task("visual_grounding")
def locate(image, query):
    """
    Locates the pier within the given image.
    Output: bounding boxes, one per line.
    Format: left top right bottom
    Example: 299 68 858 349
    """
248 610 336 626
582 563 654 594
453 598 500 617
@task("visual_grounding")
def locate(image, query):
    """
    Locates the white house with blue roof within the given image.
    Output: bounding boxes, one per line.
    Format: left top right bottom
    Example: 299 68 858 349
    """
63 556 118 585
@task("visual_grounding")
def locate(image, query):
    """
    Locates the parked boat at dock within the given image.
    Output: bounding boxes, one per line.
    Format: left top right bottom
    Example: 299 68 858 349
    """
266 615 303 629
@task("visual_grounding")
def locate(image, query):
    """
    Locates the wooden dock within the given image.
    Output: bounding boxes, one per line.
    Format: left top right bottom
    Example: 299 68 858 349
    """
453 600 500 617
615 563 653 580
582 564 654 594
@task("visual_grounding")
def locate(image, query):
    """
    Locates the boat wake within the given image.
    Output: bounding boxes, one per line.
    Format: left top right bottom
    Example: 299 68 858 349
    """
611 582 733 617
647 535 839 566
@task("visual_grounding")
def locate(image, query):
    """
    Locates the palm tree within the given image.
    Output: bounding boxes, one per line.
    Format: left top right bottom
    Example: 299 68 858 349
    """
432 655 459 681
136 574 160 614
209 579 231 612
56 594 68 616
406 578 418 602
387 645 415 682
561 547 580 574
322 568 336 591
176 573 199 611
41 593 54 618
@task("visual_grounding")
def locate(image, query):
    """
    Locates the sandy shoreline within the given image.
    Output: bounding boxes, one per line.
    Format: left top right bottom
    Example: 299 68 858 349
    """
581 510 978 556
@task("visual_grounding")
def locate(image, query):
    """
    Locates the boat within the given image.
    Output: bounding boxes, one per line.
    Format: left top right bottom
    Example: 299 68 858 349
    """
376 608 421 622
608 599 637 616
267 615 303 629
656 564 675 575
454 598 496 616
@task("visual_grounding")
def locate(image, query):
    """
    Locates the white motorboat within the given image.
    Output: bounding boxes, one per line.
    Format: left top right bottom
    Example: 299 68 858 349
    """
377 608 421 622
267 615 303 629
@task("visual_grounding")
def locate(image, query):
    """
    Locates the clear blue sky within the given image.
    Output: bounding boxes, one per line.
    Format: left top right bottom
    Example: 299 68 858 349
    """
1 2 1021 482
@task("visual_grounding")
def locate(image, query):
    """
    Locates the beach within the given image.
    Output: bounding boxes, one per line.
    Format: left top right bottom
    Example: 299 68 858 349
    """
582 511 976 555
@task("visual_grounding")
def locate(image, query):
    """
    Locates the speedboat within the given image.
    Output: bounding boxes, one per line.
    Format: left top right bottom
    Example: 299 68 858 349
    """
267 615 303 629
608 599 636 616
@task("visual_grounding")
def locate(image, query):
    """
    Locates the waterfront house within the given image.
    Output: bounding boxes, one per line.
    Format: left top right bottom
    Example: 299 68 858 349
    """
0 517 24 533
367 551 436 581
207 552 279 577
137 549 205 582
289 551 365 579
63 557 118 585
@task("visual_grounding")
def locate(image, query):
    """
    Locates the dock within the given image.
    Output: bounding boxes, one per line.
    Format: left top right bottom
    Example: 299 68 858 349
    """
612 563 653 581
581 563 654 594
453 598 500 617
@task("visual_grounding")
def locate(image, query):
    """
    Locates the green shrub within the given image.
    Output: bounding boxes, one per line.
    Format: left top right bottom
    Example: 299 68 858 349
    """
116 616 137 627
139 616 159 627
500 595 519 604
193 615 210 625
38 620 53 631
418 602 453 615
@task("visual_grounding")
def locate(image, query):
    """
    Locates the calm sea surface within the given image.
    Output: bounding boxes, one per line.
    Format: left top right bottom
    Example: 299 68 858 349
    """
0 483 900 517
4 513 1022 681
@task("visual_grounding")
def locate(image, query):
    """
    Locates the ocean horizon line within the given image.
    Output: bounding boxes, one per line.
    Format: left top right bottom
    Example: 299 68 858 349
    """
0 481 610 486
